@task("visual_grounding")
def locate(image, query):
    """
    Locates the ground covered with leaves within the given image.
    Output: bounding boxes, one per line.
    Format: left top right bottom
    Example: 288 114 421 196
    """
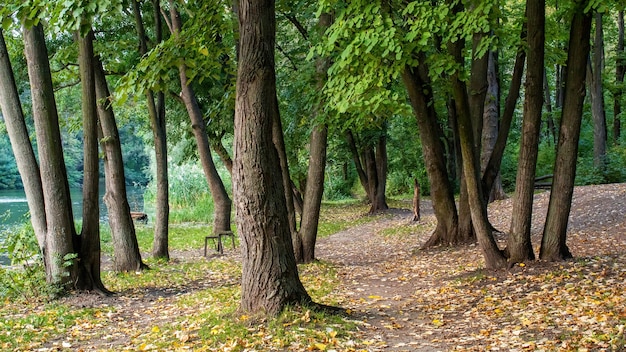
1 183 625 351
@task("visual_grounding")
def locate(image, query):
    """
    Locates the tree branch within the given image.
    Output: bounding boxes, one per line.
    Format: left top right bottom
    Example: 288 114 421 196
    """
281 12 309 41
276 43 298 71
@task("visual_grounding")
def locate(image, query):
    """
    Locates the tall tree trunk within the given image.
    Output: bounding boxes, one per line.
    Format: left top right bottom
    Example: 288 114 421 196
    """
448 30 506 269
169 3 232 234
543 68 557 144
614 10 624 143
77 29 109 293
540 3 592 261
234 0 311 315
588 11 607 169
372 131 389 213
298 124 328 263
271 102 299 238
402 62 464 248
24 23 77 285
212 137 234 175
94 56 148 272
0 30 47 249
293 13 332 263
345 130 371 201
481 50 506 202
482 18 527 201
507 0 545 264
133 0 170 259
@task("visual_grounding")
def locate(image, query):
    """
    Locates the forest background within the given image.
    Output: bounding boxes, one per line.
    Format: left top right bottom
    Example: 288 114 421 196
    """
0 0 626 349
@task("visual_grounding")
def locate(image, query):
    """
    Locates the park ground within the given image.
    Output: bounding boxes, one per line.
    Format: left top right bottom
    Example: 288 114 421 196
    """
1 183 625 351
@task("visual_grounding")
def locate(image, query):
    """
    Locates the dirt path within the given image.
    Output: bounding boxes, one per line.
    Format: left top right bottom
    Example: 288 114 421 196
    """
315 184 626 351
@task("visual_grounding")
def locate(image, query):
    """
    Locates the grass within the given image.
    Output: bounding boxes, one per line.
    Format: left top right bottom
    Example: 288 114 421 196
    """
0 201 365 351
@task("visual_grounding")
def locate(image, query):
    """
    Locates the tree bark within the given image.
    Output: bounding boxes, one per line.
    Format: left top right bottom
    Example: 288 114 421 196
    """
481 50 506 202
77 29 109 293
298 124 328 263
482 19 527 201
24 23 77 285
372 131 389 213
234 0 311 315
94 56 148 272
345 130 370 200
0 29 47 250
587 11 607 169
133 0 170 259
402 62 464 248
615 10 624 143
271 102 299 239
543 68 557 144
540 4 592 261
507 0 545 264
169 3 232 234
292 12 332 263
448 34 507 269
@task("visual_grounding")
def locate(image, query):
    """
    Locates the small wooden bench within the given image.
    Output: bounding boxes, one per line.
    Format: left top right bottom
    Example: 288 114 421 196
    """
204 231 236 256
130 212 148 224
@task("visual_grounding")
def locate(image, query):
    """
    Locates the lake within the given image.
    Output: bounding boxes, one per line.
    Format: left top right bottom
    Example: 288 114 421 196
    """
0 186 145 265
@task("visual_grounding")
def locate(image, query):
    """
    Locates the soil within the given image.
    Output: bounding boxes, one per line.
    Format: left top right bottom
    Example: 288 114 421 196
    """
57 183 626 351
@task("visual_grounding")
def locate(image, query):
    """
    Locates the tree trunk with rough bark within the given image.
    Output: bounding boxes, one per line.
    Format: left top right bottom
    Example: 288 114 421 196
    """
587 11 607 169
298 124 328 263
24 23 77 285
482 20 527 202
448 29 507 269
292 13 332 263
402 62 465 248
169 3 232 234
234 0 311 315
615 11 624 143
0 30 47 249
95 56 147 272
540 4 592 261
481 50 506 202
133 0 170 259
507 0 545 264
543 68 557 145
77 29 109 293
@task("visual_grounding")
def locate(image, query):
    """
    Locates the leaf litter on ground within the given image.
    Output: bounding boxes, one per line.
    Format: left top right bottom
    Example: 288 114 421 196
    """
0 184 625 351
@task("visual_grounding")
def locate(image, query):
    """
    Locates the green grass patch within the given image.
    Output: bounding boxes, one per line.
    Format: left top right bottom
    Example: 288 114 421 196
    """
317 200 374 238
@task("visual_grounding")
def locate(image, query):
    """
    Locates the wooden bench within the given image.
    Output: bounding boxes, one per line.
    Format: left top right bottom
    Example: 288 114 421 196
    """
204 231 236 256
534 174 553 190
130 212 148 224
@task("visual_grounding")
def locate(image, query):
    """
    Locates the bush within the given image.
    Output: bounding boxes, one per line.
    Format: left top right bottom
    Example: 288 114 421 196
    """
0 221 56 300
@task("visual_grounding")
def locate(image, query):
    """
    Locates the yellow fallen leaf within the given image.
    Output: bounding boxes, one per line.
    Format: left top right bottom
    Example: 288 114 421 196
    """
314 343 327 350
151 326 160 333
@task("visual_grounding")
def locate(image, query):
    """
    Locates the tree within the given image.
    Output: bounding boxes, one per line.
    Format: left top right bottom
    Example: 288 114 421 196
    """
167 0 232 234
540 0 593 261
234 0 311 314
507 0 545 264
345 128 389 214
131 0 170 260
76 28 109 292
95 54 148 272
402 59 464 247
23 22 77 285
615 10 625 143
481 50 506 202
587 10 607 169
0 29 47 249
447 8 507 269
